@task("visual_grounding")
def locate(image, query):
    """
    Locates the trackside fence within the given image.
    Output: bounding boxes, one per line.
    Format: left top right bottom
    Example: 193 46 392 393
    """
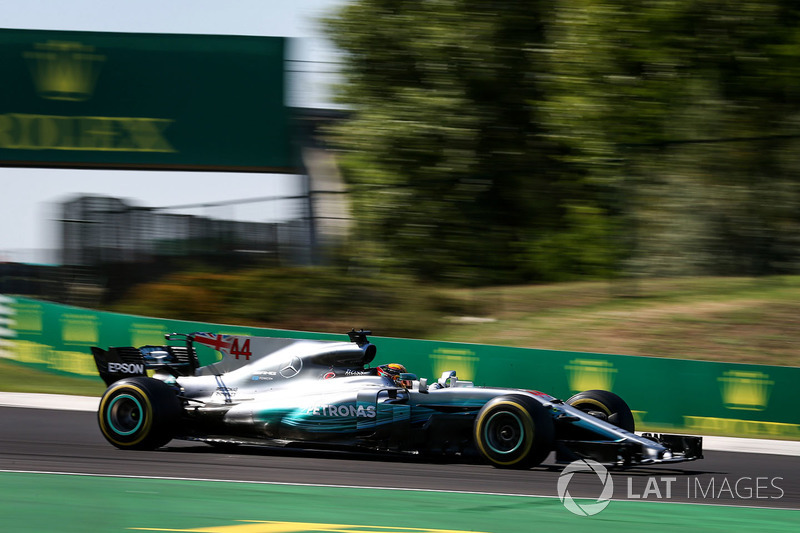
3 294 799 440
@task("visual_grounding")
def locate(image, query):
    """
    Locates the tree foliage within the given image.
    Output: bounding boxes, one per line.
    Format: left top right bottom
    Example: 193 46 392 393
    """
325 1 800 283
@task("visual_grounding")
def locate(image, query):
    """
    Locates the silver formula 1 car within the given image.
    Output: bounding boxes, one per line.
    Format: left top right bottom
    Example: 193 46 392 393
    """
91 330 702 468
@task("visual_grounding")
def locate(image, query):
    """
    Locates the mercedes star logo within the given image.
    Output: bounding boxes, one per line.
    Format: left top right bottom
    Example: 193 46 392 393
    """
279 356 303 378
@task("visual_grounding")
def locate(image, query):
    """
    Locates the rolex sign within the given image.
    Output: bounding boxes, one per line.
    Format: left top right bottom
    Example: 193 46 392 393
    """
0 29 295 172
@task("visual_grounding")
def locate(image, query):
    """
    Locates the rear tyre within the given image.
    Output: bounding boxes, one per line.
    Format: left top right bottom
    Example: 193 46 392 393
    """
566 389 635 432
98 377 182 450
473 394 554 469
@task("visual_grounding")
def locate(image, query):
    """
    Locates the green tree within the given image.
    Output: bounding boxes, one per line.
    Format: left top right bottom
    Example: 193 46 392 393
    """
324 1 618 284
543 1 800 276
326 1 800 283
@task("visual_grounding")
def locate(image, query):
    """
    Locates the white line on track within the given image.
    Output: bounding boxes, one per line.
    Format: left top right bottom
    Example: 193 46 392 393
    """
2 392 800 456
0 392 98 411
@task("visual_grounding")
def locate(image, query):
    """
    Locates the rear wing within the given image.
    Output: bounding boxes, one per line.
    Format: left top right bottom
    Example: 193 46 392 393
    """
91 334 199 386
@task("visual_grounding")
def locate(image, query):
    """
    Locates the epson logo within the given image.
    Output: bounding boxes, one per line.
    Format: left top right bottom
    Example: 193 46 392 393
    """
108 362 145 374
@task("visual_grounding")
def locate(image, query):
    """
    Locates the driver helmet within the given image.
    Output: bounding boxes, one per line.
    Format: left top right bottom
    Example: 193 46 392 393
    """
377 363 411 388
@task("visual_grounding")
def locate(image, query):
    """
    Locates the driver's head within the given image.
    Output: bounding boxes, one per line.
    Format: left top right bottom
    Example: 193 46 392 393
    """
377 363 411 388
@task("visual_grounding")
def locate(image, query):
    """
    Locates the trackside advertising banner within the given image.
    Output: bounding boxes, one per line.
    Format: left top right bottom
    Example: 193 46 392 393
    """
3 295 800 440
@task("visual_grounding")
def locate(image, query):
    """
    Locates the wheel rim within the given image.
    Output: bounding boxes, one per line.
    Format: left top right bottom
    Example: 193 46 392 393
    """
107 394 144 436
483 410 525 454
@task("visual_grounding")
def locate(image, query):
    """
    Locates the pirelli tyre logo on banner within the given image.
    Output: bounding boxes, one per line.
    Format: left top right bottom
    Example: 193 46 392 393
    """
0 28 295 172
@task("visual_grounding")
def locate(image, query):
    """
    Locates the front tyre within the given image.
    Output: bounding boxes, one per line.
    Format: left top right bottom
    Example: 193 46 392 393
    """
473 394 554 469
98 377 182 450
566 389 635 432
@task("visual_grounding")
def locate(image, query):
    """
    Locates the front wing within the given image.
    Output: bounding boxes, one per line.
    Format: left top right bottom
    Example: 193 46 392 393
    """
555 433 703 466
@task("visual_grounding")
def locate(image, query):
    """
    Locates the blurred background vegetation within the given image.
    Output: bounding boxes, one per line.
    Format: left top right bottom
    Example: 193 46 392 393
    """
324 1 800 283
109 267 468 339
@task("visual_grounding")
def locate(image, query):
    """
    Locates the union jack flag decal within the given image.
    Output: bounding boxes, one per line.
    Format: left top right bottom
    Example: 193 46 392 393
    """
193 332 232 354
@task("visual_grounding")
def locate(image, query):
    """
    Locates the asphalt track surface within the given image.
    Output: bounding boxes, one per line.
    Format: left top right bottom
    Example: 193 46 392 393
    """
1 406 798 509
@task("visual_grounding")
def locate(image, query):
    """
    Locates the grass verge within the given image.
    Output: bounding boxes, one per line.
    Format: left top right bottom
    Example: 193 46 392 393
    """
435 276 800 366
